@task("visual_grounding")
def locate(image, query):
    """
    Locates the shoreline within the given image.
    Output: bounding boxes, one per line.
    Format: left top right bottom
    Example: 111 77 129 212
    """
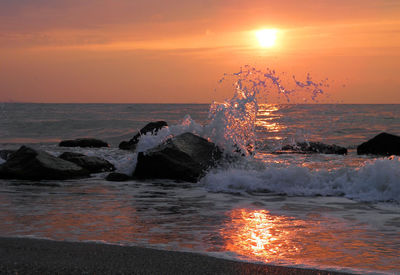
0 237 352 275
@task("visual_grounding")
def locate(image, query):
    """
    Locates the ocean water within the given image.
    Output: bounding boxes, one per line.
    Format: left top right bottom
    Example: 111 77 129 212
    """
0 101 399 274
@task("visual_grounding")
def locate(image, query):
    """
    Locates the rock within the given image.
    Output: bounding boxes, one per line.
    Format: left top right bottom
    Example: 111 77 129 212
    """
119 121 168 150
106 172 131 182
59 152 115 173
59 138 109 148
357 132 400 156
280 142 347 155
133 132 222 182
0 150 16 161
0 146 89 180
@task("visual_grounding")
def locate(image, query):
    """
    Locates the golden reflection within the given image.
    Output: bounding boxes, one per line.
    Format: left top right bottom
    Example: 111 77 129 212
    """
221 209 304 262
255 104 285 133
220 208 400 271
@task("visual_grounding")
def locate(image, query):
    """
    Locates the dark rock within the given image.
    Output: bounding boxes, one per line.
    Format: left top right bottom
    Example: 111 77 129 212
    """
119 121 168 150
280 142 347 155
0 150 16 161
59 152 115 173
106 172 131 182
357 132 400 156
59 138 109 148
133 132 222 182
0 146 89 180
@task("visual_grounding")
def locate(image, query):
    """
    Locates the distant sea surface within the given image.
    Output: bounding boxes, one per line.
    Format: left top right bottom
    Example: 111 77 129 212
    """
0 103 399 274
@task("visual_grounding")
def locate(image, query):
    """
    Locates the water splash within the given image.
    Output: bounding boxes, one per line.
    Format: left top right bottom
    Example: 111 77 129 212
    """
207 66 329 155
133 66 329 157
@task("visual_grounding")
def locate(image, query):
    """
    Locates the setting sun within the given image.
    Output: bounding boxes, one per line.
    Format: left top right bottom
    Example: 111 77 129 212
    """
255 29 278 48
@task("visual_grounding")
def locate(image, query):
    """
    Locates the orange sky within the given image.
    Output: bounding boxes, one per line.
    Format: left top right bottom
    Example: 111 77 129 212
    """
0 0 399 103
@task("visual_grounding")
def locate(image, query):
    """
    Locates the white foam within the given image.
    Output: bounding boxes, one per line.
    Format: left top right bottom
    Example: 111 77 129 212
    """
202 157 400 203
135 115 204 153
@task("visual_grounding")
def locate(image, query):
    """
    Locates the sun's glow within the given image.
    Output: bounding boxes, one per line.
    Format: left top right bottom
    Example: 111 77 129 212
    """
255 29 278 48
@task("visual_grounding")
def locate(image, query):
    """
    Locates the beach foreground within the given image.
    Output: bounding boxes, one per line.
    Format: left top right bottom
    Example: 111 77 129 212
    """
0 237 350 275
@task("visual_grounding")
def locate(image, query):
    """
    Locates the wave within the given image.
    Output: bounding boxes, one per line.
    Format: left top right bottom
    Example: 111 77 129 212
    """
202 156 400 203
129 67 400 203
130 109 400 203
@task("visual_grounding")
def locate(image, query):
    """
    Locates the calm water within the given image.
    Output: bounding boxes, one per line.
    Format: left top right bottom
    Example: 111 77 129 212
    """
0 103 399 274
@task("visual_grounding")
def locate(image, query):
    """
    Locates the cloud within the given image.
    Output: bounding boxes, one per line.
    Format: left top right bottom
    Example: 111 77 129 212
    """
0 0 217 31
0 0 399 51
2 0 399 33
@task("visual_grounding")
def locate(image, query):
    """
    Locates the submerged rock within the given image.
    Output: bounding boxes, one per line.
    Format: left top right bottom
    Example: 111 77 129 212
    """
106 172 131 182
0 146 89 180
0 150 16 161
59 138 109 148
133 132 222 182
279 142 347 155
119 121 168 151
357 132 400 156
59 152 115 173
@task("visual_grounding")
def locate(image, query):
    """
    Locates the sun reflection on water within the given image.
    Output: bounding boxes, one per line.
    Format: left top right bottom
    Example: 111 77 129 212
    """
256 104 285 135
220 208 400 271
221 209 304 263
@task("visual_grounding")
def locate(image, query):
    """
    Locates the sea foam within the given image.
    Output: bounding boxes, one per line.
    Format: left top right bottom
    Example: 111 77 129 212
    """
202 157 400 203
124 67 400 203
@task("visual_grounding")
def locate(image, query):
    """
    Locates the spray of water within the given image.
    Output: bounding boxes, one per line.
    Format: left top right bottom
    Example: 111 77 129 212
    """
135 66 329 157
205 66 329 155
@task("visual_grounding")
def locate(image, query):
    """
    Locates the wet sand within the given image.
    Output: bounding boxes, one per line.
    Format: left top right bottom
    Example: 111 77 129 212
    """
0 237 351 275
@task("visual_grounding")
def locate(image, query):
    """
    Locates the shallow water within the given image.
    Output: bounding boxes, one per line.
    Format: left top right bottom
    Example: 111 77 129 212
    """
0 103 400 274
1 176 399 273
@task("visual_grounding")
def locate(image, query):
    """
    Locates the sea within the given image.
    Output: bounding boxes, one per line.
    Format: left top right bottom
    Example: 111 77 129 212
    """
0 69 399 274
0 102 399 274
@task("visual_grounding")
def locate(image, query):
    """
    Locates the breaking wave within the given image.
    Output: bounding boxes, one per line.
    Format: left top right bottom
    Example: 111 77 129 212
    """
202 157 400 203
127 67 399 203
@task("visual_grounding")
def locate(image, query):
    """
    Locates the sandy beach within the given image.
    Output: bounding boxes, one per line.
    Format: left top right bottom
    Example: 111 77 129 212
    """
0 237 352 275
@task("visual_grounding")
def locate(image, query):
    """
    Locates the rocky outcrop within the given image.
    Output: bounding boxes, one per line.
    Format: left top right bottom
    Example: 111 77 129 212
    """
279 142 347 155
106 172 131 182
0 146 89 180
59 152 115 173
357 132 400 156
133 132 222 182
119 121 168 151
59 138 109 148
0 150 16 161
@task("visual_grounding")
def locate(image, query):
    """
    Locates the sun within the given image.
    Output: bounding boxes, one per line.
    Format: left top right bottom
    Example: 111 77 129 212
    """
255 29 278 48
